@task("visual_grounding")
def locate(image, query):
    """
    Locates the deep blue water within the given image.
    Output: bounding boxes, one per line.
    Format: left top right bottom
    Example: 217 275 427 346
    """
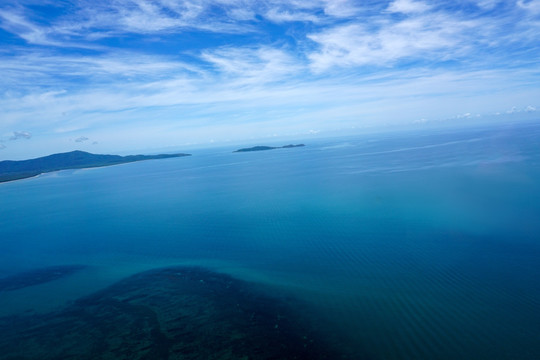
1 122 540 359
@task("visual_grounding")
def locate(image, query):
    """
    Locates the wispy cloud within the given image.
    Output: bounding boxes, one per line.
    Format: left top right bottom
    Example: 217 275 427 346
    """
473 0 501 10
0 9 54 46
306 1 539 73
9 131 32 140
263 8 321 23
0 0 254 48
307 13 476 72
517 0 540 14
321 0 361 17
386 0 432 14
0 0 374 48
75 136 89 143
200 46 303 84
0 51 200 97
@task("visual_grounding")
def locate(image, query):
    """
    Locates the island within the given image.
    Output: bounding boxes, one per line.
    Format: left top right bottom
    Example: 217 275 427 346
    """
234 144 305 152
0 150 191 183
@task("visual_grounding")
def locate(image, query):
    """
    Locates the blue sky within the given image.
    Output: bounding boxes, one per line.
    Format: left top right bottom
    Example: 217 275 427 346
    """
1 0 539 158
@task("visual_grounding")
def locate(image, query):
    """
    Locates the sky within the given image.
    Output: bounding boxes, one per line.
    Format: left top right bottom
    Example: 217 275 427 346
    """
1 0 539 159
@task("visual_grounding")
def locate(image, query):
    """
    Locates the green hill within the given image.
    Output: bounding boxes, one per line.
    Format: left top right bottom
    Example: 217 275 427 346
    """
0 150 190 183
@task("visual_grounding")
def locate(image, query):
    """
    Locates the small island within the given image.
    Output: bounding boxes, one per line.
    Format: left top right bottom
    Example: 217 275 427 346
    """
234 144 305 153
0 150 191 183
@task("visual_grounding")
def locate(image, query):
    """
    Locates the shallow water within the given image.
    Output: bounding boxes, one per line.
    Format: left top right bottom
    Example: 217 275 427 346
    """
1 122 539 359
0 266 343 359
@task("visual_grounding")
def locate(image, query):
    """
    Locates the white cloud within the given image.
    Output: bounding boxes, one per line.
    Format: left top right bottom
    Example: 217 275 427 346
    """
321 0 360 17
387 0 432 14
2 65 538 138
0 8 106 48
264 8 320 23
0 0 255 47
473 0 501 9
0 0 374 47
259 0 361 22
226 7 256 21
111 0 195 33
10 131 32 140
0 52 200 94
75 136 89 142
517 0 540 14
200 46 301 84
77 0 255 35
0 9 53 46
307 12 474 72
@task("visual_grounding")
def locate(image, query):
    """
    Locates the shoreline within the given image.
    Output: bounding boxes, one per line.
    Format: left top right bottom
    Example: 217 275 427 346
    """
0 151 191 184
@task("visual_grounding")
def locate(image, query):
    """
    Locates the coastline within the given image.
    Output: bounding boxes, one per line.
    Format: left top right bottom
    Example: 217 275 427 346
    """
0 151 191 184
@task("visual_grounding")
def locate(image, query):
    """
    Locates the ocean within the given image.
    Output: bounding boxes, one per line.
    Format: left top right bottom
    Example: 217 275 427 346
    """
1 121 539 359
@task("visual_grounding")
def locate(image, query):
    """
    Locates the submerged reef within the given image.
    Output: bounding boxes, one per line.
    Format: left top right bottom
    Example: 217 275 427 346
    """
0 266 347 359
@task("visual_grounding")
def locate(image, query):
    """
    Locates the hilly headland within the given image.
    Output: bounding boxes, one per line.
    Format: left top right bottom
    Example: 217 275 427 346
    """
0 150 191 183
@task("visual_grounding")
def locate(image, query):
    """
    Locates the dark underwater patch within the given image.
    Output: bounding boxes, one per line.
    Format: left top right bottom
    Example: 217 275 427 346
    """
0 265 87 292
0 266 349 359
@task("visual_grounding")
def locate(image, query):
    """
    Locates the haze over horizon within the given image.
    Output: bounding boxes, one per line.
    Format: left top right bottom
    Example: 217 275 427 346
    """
1 0 540 159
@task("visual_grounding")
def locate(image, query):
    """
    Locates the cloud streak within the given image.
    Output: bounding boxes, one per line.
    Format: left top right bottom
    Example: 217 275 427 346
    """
387 0 432 14
10 131 32 140
75 136 89 143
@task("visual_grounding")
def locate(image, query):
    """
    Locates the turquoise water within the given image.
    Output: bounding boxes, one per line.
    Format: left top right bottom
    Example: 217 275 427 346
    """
1 122 540 359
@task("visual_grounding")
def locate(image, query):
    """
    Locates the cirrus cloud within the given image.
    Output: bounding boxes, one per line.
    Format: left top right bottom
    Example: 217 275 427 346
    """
10 131 32 140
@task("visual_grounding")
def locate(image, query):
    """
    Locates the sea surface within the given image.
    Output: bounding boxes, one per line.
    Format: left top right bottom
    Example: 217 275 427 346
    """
1 121 540 359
